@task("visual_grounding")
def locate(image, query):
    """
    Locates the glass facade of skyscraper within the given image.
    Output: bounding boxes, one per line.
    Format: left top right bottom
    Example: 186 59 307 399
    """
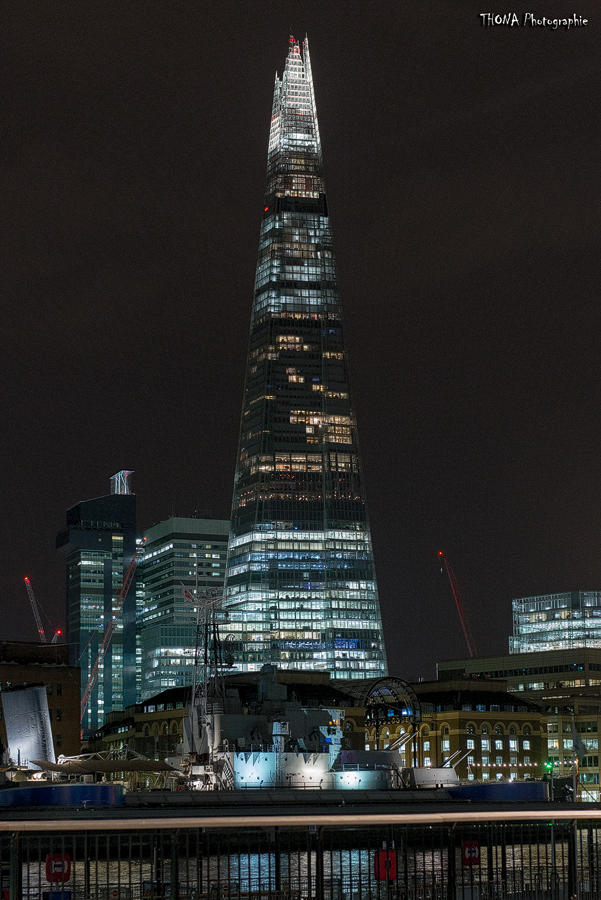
56 490 139 736
510 591 601 653
139 516 229 699
223 37 387 678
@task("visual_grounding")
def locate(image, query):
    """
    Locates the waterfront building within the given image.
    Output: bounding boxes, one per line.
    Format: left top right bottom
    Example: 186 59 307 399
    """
139 516 229 700
510 590 601 653
438 648 601 800
56 472 139 736
410 679 545 785
0 641 80 758
223 36 387 678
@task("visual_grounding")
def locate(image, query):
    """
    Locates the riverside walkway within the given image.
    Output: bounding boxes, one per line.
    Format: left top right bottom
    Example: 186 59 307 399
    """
1 791 599 900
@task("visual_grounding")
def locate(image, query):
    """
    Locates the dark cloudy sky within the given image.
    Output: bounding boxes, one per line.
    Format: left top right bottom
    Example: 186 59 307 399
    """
2 1 600 680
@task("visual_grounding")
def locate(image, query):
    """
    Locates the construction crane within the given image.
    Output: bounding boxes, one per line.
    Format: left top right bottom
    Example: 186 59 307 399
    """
438 551 477 658
24 577 47 643
80 541 145 724
24 578 63 644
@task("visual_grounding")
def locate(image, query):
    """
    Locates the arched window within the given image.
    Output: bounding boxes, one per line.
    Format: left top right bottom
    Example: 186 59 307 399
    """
422 727 429 737
143 725 150 737
442 726 449 736
495 724 504 734
509 726 516 735
481 725 489 735
523 725 531 736
466 724 475 735
162 723 169 735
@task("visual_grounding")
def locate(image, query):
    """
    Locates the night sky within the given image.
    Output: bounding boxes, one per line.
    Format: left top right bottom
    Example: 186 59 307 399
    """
2 1 600 680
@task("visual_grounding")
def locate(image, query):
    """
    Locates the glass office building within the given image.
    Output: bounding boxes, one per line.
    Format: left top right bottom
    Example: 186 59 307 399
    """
510 591 601 653
139 516 229 699
223 37 387 678
56 474 139 736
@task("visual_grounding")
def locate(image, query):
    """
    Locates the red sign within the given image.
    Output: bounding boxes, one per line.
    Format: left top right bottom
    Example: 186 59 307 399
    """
374 849 397 881
462 840 480 867
46 853 71 883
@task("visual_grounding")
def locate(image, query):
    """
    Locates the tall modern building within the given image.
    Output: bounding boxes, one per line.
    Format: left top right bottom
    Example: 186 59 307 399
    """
510 591 601 653
139 515 229 699
56 471 139 736
223 37 387 678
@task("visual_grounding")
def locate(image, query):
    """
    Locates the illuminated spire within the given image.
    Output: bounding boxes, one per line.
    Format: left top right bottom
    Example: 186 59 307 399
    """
268 36 321 166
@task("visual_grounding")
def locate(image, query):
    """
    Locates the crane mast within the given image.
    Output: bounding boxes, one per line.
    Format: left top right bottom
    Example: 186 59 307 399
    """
24 577 46 643
80 540 145 724
438 551 477 658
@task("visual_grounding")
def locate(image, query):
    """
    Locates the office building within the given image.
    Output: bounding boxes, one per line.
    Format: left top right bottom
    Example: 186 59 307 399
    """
223 37 387 678
139 516 229 699
438 649 601 800
510 591 601 653
56 471 139 736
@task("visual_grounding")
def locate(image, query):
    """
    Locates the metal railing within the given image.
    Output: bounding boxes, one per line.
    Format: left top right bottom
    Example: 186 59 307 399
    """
2 815 600 900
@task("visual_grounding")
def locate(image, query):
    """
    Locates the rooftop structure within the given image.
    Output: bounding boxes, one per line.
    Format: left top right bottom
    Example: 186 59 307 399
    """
223 36 387 679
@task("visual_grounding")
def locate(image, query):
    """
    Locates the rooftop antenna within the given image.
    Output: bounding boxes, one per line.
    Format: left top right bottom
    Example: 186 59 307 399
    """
110 470 134 495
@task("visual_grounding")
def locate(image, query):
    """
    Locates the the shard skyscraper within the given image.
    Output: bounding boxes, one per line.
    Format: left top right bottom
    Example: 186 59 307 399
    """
223 37 387 679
